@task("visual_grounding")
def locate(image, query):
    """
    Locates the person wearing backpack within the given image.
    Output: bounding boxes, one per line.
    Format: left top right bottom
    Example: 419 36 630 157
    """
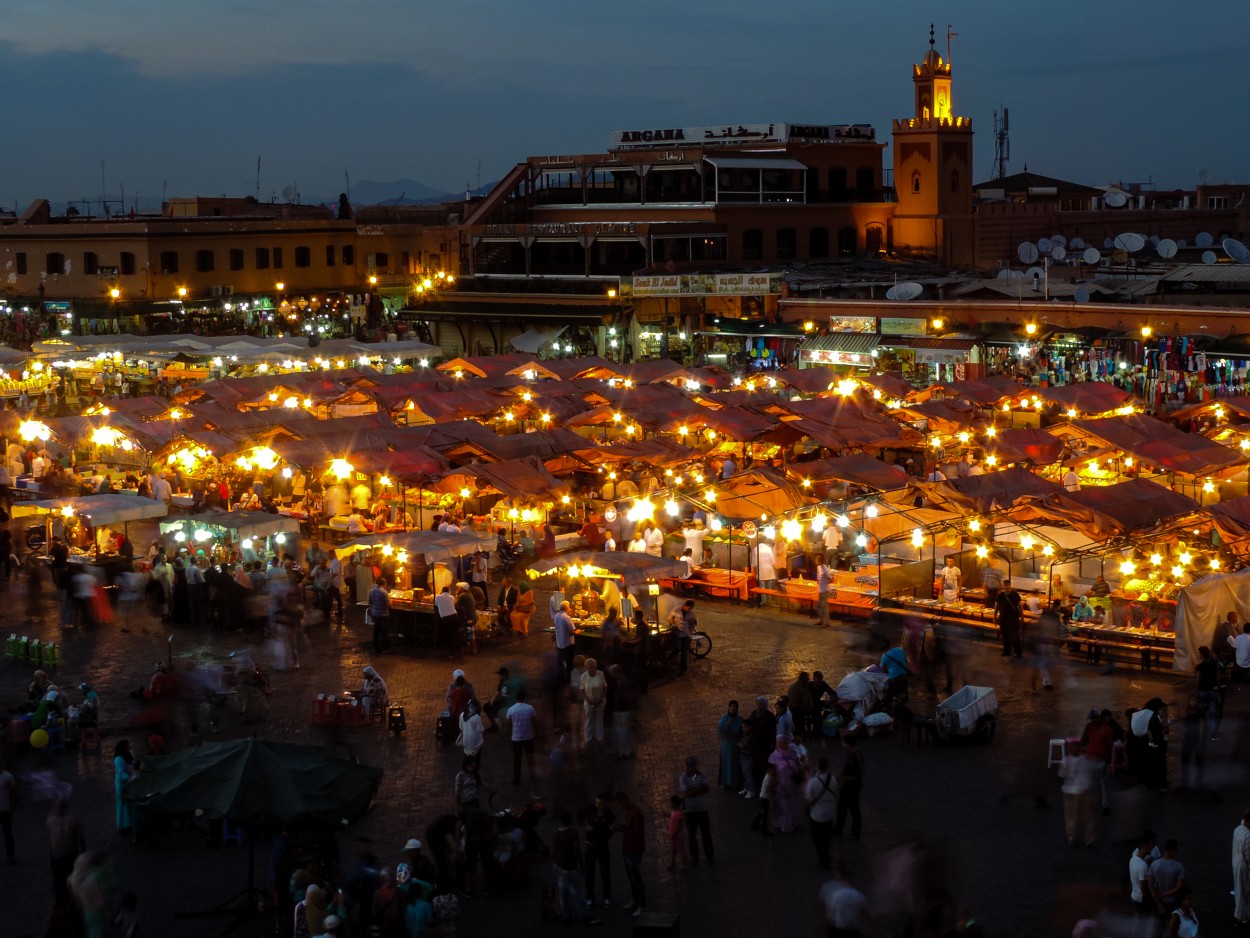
805 757 839 870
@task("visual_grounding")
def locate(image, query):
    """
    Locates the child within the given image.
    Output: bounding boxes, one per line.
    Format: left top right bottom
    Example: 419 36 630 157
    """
667 795 687 869
750 763 776 835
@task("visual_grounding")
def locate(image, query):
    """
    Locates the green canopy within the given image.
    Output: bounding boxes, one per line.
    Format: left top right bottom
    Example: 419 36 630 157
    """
124 738 383 829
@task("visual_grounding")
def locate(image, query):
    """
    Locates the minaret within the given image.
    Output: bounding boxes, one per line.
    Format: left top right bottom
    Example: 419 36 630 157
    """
891 24 975 266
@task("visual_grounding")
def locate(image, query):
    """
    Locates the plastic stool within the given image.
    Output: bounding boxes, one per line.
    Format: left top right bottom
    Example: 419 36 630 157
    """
79 725 101 749
311 694 330 725
1047 738 1067 769
45 722 67 754
1109 740 1128 776
221 819 246 845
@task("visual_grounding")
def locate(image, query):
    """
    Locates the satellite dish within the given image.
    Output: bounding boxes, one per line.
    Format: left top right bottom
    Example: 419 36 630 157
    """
1025 266 1045 279
1156 239 1177 259
996 269 1014 280
1037 237 1052 254
1177 239 1187 249
1070 237 1086 249
886 281 924 300
1018 242 1039 264
281 185 297 202
1114 232 1146 252
1103 238 1114 249
1195 232 1214 248
1148 235 1160 245
1082 247 1101 265
1050 235 1068 248
1105 189 1129 208
1202 250 1218 265
1051 245 1066 261
1225 239 1250 264
1074 285 1091 303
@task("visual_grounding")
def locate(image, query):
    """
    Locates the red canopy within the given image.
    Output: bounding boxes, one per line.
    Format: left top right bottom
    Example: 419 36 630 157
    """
787 454 912 491
991 428 1066 466
1007 478 1199 540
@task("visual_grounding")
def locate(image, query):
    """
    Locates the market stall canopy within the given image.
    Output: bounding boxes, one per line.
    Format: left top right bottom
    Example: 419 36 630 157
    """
920 466 1062 513
1174 567 1250 673
526 550 685 591
991 428 1066 466
510 327 567 356
1006 478 1199 540
333 529 494 562
1071 414 1245 477
1168 396 1250 425
775 366 838 395
0 346 29 367
1187 495 1250 556
405 390 511 423
856 371 913 402
1035 382 1133 415
926 375 1023 406
705 467 816 520
124 738 382 829
787 454 912 491
437 353 547 379
539 357 621 382
694 405 779 442
610 359 693 386
452 455 562 500
160 510 300 540
484 428 590 462
12 494 168 525
347 445 449 482
890 399 986 433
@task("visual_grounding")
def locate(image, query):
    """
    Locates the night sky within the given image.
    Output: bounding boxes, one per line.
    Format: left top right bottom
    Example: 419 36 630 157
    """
0 0 1243 209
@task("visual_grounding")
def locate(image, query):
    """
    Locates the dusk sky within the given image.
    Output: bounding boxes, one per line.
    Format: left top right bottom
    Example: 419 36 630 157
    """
0 0 1244 210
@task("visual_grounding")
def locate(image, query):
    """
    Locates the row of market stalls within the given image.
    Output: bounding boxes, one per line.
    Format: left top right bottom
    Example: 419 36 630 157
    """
19 348 1250 673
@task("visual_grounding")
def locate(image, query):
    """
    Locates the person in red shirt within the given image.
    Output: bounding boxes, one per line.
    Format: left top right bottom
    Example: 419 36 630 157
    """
579 516 605 550
1080 708 1114 815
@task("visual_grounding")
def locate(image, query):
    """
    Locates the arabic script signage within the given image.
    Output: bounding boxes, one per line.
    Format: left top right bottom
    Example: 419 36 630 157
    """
620 272 783 297
610 123 876 150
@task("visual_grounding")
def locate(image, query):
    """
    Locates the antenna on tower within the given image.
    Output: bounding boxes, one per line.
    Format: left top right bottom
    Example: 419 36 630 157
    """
946 24 958 62
992 106 1010 180
256 157 262 201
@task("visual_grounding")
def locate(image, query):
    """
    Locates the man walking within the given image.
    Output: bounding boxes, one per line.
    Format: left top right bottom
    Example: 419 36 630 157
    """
0 759 16 863
994 579 1024 658
816 554 834 629
1079 708 1114 816
612 791 647 918
678 756 714 865
507 689 538 785
832 735 864 838
1059 743 1097 848
805 757 839 870
676 600 697 676
1148 839 1186 921
47 798 84 899
551 811 599 925
554 601 576 683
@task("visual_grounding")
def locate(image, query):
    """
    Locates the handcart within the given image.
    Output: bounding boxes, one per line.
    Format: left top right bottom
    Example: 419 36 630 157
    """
935 685 997 743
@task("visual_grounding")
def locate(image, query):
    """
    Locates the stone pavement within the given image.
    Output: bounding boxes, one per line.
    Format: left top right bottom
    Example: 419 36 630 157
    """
2 546 1247 938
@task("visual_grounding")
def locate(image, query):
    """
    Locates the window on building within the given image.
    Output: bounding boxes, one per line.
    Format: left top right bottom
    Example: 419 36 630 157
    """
15 252 26 275
47 253 65 275
272 247 283 269
776 228 797 260
856 168 875 198
374 252 389 269
195 250 215 273
865 225 885 255
742 229 763 261
229 248 244 271
255 247 270 270
294 246 311 268
83 252 99 275
1207 196 1229 210
911 173 921 195
401 251 411 272
159 251 179 274
325 245 336 267
120 252 135 275
837 227 857 256
342 245 355 265
828 168 848 201
950 171 960 193
809 228 830 259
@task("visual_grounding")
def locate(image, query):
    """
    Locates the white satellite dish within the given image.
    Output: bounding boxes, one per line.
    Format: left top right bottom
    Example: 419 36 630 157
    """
1018 242 1039 264
1051 245 1066 261
1105 189 1129 208
1225 239 1250 264
1082 247 1101 265
1070 237 1086 249
1195 232 1214 248
1025 266 1045 280
1037 237 1052 254
996 269 1014 280
1050 234 1068 248
1114 232 1146 252
886 281 924 300
1202 250 1218 265
1103 238 1114 249
1156 238 1177 259
1074 285 1091 303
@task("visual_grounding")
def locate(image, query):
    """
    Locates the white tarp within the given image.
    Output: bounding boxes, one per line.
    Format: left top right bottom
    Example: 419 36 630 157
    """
510 327 566 355
1173 567 1250 672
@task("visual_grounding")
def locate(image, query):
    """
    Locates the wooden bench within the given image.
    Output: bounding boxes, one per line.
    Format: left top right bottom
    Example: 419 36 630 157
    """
1065 635 1172 671
749 587 874 620
660 577 745 603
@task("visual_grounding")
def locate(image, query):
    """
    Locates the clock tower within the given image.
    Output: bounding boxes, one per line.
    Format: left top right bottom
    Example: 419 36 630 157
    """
891 25 975 266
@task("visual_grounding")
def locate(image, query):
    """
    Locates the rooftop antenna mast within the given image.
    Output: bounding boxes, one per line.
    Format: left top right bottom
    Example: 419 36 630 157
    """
992 107 1010 180
256 157 262 201
946 24 957 62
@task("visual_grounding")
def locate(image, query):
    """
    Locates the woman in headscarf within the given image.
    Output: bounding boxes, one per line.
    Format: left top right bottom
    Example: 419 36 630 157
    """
113 740 136 834
716 700 744 790
767 735 805 833
294 884 327 938
358 665 388 718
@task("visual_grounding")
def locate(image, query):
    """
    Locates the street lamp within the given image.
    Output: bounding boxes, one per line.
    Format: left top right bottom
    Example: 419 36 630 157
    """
1140 325 1152 339
275 282 285 292
177 286 187 299
109 287 121 300
1025 322 1037 336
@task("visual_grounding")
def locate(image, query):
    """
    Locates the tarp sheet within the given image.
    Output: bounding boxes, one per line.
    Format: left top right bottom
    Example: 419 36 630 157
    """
160 510 301 539
1174 568 1250 674
705 467 816 520
1006 478 1199 540
1036 382 1133 415
991 428 1066 466
921 467 1062 513
787 454 912 491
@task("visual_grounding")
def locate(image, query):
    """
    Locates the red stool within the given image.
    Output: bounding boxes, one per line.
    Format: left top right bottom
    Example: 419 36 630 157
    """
311 694 331 725
335 699 368 728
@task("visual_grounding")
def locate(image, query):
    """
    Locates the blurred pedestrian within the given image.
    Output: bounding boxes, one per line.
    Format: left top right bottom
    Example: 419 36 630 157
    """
832 735 864 838
805 757 838 870
1059 744 1097 848
0 759 16 863
767 736 804 834
678 756 713 864
717 700 743 790
612 792 647 918
47 797 84 899
1234 811 1250 925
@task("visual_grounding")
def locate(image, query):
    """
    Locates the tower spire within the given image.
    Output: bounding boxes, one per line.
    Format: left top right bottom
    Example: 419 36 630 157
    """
929 22 935 50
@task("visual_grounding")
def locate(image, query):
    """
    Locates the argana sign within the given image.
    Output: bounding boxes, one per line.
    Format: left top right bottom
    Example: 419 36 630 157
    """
610 123 876 150
620 272 783 297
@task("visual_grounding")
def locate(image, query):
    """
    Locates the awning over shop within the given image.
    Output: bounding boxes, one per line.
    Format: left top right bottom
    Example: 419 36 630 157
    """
12 494 168 526
1071 414 1246 477
1006 478 1199 540
881 335 979 363
1035 382 1133 415
510 327 568 355
921 466 1063 514
160 510 301 540
991 428 1066 466
787 454 911 491
705 467 816 520
927 375 1023 406
703 156 808 171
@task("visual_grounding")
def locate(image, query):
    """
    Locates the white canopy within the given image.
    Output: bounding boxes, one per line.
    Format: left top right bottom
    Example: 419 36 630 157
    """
12 494 168 526
333 530 494 563
159 510 300 540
